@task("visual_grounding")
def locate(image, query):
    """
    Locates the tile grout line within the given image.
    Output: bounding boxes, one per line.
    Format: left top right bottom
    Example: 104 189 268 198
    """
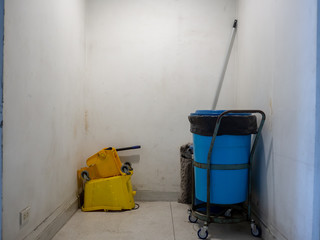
169 202 177 240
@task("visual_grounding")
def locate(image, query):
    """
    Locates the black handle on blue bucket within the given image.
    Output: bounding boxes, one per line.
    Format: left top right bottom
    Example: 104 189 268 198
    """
208 110 266 168
212 110 266 164
215 110 266 125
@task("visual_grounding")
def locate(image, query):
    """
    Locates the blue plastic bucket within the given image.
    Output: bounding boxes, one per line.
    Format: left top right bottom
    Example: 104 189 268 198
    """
189 110 254 204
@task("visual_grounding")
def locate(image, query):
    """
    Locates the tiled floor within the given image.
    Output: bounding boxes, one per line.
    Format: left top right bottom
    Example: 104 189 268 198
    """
53 202 259 240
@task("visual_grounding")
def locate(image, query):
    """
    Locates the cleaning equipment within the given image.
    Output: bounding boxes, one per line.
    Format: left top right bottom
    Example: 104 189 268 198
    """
189 110 257 204
78 145 140 180
188 110 265 239
212 19 238 110
178 19 238 205
78 145 140 211
82 172 136 211
178 143 193 204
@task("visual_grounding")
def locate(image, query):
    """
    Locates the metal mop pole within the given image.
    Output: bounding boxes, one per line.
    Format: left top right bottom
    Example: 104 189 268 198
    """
212 19 238 110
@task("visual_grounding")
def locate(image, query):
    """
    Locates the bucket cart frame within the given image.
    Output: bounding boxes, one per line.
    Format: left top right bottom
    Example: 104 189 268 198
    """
188 110 266 239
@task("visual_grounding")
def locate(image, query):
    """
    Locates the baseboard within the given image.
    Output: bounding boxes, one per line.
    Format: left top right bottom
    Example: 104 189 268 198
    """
134 190 179 202
23 197 78 240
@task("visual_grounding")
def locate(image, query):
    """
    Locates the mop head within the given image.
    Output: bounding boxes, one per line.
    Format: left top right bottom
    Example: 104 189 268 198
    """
178 143 193 204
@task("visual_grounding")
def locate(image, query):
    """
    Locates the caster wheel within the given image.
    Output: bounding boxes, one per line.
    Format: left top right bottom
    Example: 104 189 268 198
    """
188 214 198 223
80 170 90 181
251 224 262 237
224 208 232 217
121 165 130 175
197 228 208 239
124 162 133 171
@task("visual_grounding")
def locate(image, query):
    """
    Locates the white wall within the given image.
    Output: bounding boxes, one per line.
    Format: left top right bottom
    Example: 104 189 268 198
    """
85 0 238 193
3 0 86 239
236 0 317 239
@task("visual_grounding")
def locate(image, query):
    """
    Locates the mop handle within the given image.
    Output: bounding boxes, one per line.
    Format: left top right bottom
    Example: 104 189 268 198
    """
212 19 238 110
104 145 141 151
116 145 141 151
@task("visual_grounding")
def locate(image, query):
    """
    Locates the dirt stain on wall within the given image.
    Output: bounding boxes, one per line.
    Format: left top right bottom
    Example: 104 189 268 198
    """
73 124 78 138
269 99 273 116
84 110 89 134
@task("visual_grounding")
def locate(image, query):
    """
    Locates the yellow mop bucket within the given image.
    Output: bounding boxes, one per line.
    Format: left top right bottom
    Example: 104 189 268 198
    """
82 173 136 211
